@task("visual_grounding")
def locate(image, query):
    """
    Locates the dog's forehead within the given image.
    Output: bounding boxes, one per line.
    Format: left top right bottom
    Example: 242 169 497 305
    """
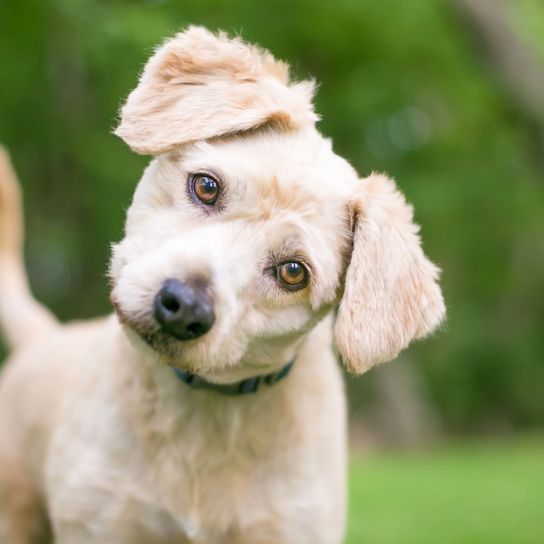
184 128 358 211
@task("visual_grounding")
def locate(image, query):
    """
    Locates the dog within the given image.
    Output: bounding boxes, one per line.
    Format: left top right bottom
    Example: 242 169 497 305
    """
0 27 445 544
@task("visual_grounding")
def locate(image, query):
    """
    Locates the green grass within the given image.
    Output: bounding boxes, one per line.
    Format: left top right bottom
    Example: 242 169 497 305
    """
347 437 544 544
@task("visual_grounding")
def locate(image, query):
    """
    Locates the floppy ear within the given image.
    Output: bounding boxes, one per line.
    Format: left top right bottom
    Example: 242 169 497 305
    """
114 26 318 155
335 174 445 374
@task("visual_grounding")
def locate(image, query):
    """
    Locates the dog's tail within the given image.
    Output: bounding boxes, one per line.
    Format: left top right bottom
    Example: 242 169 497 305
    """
0 147 58 351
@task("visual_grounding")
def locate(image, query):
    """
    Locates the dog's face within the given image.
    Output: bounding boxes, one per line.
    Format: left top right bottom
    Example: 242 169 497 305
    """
110 27 445 381
110 129 354 378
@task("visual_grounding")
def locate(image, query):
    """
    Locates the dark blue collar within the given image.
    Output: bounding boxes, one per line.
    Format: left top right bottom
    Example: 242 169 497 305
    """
173 360 294 396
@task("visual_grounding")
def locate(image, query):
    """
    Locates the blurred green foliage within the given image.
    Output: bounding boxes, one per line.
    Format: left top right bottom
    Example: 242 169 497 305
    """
0 0 543 432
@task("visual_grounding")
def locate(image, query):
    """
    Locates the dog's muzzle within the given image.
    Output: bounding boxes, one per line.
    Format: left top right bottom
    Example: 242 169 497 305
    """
153 279 215 341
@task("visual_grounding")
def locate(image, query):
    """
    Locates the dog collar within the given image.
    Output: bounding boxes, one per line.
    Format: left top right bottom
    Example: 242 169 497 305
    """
173 360 294 396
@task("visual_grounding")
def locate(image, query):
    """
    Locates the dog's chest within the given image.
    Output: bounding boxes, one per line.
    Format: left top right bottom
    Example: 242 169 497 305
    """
146 432 315 542
105 442 326 544
122 393 338 543
47 338 345 543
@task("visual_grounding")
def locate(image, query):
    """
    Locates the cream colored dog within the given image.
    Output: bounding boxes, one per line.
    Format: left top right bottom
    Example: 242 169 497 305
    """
0 27 445 544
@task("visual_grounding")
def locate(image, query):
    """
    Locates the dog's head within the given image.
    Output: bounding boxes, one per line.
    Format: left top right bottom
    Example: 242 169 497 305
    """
110 27 445 381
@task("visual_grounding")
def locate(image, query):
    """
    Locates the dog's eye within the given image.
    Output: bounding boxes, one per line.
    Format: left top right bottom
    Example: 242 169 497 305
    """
190 173 219 205
277 262 308 290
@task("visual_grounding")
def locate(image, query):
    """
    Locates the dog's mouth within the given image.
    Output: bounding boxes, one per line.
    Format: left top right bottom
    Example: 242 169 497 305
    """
137 329 188 358
111 299 206 370
111 298 172 350
123 320 204 371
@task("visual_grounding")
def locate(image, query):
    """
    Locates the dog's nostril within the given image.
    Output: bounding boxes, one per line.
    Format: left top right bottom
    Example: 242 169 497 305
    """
161 291 180 313
154 279 215 341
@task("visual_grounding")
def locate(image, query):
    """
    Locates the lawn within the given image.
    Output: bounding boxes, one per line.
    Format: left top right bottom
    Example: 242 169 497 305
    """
347 436 544 544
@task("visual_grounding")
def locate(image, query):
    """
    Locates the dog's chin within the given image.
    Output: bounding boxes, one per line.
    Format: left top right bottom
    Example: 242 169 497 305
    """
112 303 184 360
113 308 183 360
137 329 181 357
118 317 301 384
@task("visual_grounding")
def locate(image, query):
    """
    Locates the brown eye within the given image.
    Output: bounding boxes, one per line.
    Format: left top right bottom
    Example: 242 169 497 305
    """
191 174 219 205
277 262 308 290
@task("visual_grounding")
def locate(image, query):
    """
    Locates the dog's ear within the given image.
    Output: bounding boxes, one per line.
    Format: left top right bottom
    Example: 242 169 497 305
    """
114 26 318 155
334 174 445 374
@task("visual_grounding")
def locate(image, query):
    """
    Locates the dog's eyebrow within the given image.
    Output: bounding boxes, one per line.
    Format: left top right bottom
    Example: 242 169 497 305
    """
178 160 225 184
194 166 224 182
268 242 313 274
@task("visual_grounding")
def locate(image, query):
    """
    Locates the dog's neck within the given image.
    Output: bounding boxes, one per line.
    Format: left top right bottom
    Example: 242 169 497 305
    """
171 359 295 396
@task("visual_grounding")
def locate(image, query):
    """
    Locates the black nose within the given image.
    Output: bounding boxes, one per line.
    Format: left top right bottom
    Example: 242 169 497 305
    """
154 279 215 341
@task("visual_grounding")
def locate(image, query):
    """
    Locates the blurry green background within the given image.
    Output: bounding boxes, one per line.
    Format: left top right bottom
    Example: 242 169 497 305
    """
1 0 543 542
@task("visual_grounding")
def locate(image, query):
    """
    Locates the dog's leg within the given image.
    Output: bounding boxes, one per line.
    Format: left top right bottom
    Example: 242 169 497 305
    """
50 521 191 544
0 456 50 544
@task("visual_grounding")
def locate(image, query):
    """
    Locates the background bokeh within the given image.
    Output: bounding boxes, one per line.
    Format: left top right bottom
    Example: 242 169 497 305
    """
1 0 543 542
